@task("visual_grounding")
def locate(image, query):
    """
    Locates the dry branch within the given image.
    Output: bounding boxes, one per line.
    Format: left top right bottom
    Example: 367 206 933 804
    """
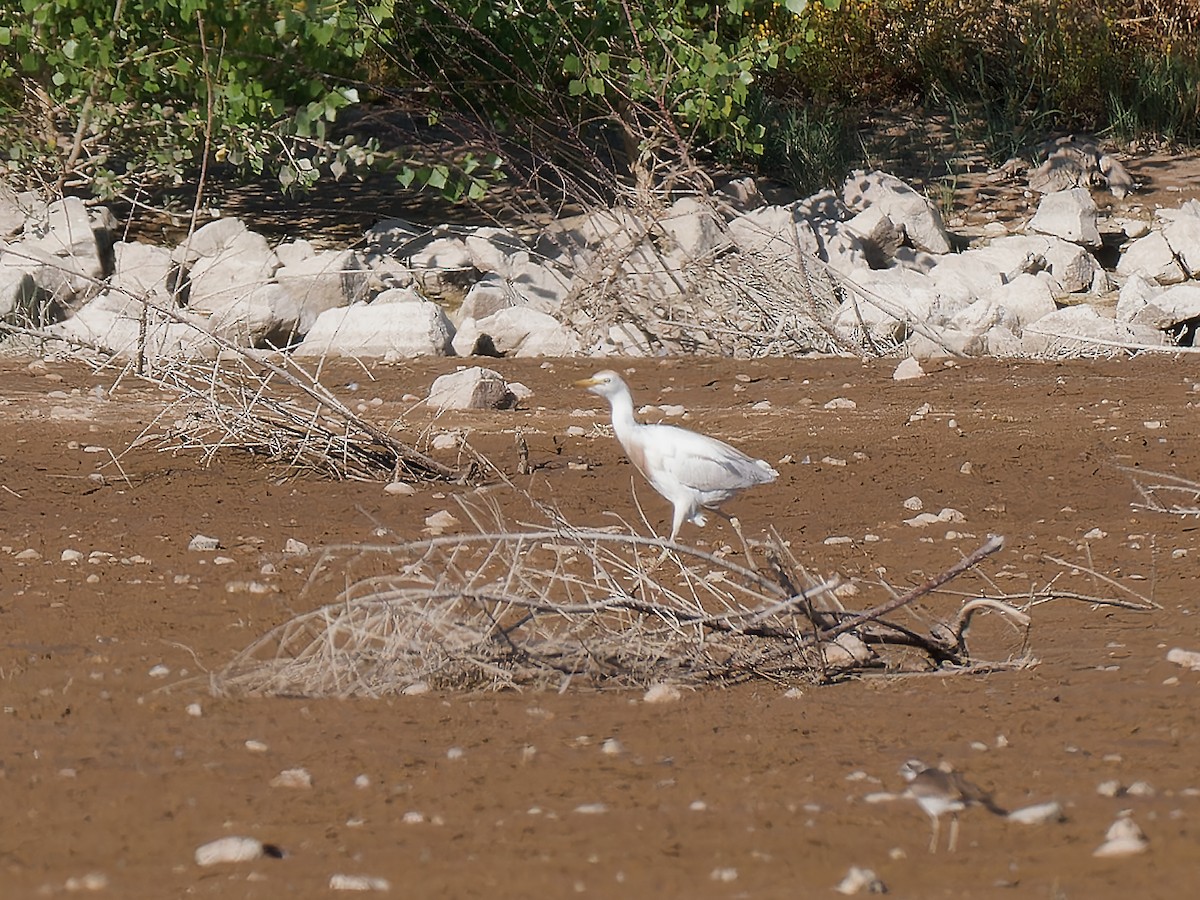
210 523 1020 697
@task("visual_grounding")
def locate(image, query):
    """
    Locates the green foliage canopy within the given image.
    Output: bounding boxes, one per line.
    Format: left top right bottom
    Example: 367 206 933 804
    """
0 0 383 196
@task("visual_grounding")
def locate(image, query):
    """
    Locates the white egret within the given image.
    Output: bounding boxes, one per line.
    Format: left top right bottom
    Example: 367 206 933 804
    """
575 370 778 542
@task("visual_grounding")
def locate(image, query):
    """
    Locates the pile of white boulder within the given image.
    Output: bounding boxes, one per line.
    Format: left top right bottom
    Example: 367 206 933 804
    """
2 163 1198 362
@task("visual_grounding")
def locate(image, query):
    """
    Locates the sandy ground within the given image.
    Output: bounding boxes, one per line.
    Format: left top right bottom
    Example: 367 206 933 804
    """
2 353 1199 898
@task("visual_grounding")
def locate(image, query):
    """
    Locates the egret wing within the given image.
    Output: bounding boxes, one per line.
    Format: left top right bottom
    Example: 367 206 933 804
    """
639 424 776 493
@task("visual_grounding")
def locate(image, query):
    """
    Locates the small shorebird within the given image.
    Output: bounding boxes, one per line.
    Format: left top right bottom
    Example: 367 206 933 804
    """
575 370 777 543
899 759 1007 852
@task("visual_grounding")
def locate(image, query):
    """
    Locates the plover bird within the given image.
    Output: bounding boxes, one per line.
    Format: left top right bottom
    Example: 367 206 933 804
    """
899 759 1007 852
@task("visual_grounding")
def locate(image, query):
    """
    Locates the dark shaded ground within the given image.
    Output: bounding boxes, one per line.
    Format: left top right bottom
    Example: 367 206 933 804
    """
2 354 1198 898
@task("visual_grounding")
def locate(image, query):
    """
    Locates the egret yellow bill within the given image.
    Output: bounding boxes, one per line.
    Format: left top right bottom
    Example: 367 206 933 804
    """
575 370 778 542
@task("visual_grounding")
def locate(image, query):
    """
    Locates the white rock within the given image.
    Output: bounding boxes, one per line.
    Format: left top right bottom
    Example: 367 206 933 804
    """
384 481 416 496
643 683 682 704
423 510 460 535
834 866 887 896
1117 231 1187 284
658 196 729 261
1130 283 1200 331
294 300 453 359
1006 801 1064 824
283 538 309 555
903 496 923 510
1163 208 1200 276
1093 815 1148 857
329 874 391 892
824 397 857 410
270 767 313 789
892 357 926 381
458 272 516 321
1166 647 1200 671
50 297 220 361
1028 187 1101 247
60 548 84 563
842 170 953 254
194 836 268 866
274 249 370 333
427 366 516 410
1115 272 1162 323
454 307 580 357
188 534 220 551
1023 305 1166 352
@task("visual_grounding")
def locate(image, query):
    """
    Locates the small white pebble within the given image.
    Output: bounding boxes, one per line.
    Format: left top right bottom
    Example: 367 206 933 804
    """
245 740 269 753
194 836 266 866
824 397 856 410
270 768 313 789
283 537 309 555
383 481 415 496
402 811 426 824
446 746 465 761
188 534 220 552
64 872 109 892
643 683 681 704
574 803 608 815
689 800 708 811
1167 647 1200 671
186 703 203 717
1126 780 1155 798
959 461 973 475
823 536 853 545
148 665 170 678
329 874 391 892
710 867 738 882
600 738 623 756
892 358 925 381
1083 527 1108 540
903 496 923 511
1006 801 1064 825
355 774 371 789
1097 780 1122 797
835 865 886 895
61 549 84 563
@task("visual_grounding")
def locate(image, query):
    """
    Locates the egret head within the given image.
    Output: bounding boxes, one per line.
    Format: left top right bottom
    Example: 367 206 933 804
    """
574 370 624 399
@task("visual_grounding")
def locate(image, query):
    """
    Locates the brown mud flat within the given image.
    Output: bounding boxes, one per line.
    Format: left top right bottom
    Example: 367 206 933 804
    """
1 354 1198 898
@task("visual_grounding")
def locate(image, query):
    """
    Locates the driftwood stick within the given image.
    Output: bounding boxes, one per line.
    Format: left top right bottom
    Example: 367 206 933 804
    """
815 535 1006 643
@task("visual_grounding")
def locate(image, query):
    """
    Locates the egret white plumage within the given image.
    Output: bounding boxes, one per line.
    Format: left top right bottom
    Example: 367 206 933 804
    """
575 370 778 542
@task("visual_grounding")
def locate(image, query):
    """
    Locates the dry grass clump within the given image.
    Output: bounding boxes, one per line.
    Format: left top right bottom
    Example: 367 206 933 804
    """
126 351 458 482
210 509 1019 696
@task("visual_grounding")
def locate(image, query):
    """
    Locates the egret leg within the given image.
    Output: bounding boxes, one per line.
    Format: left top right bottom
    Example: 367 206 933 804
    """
927 813 941 854
947 814 960 853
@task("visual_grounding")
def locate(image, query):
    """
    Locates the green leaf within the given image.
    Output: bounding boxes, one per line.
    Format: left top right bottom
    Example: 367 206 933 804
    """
784 0 810 13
